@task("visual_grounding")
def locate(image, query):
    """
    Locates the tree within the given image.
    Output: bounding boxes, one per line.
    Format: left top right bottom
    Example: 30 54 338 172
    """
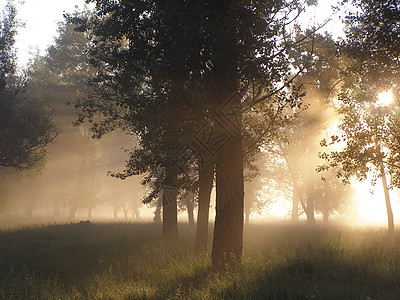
70 0 308 269
319 0 400 233
0 1 58 170
319 94 398 233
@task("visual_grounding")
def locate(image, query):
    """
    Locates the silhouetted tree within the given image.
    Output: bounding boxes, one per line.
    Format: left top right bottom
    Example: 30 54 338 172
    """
0 2 58 170
319 0 400 233
70 0 308 269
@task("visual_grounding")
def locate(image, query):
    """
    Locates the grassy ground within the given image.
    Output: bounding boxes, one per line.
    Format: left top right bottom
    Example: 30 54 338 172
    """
1 221 400 299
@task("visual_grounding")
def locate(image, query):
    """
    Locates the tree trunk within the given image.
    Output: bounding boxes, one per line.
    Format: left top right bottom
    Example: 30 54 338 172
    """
323 195 329 225
162 164 179 240
379 159 394 233
154 196 162 223
122 203 128 220
211 93 244 270
305 196 316 225
186 194 195 226
134 208 140 220
68 204 78 220
195 162 214 253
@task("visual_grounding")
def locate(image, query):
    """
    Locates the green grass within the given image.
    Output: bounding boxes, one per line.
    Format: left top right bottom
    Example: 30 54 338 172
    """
1 222 400 299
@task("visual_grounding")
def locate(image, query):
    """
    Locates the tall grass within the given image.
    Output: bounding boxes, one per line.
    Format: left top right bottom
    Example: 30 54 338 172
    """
1 222 400 299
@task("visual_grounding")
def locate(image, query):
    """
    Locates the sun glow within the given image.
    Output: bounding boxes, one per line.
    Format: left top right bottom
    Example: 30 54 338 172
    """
353 179 400 226
377 90 394 106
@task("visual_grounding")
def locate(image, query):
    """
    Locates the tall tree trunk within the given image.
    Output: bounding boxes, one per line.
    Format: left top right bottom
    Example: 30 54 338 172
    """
305 196 315 225
186 194 195 226
379 159 394 233
154 196 162 223
212 93 244 270
162 164 179 240
195 162 214 253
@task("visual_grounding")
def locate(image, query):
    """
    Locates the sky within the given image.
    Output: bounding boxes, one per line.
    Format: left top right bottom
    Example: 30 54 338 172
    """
1 0 90 67
2 0 345 68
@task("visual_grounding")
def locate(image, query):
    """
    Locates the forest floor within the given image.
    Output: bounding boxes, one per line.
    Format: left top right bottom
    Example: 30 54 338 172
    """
1 221 400 299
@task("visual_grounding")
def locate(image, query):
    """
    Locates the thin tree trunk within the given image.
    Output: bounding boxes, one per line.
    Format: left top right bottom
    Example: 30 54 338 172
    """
379 159 394 233
212 93 244 270
305 196 316 225
68 204 78 220
195 162 214 253
154 196 162 223
134 208 140 220
323 195 329 225
186 194 195 226
162 164 179 240
122 203 128 220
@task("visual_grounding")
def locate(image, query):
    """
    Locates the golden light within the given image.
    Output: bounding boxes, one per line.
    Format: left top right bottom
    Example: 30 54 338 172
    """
377 90 394 106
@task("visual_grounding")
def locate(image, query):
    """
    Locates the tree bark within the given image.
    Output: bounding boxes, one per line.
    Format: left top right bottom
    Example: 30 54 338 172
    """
162 164 179 240
195 162 214 253
211 93 244 270
379 159 394 233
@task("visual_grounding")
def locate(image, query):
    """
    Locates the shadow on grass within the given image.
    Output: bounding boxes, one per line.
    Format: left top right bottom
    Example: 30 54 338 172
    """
1 222 400 299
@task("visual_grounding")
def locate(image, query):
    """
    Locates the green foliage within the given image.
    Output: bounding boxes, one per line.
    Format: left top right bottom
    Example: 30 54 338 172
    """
1 222 400 299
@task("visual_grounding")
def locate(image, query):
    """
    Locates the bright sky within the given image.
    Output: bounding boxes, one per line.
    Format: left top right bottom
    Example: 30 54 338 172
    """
2 0 345 68
0 0 88 67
